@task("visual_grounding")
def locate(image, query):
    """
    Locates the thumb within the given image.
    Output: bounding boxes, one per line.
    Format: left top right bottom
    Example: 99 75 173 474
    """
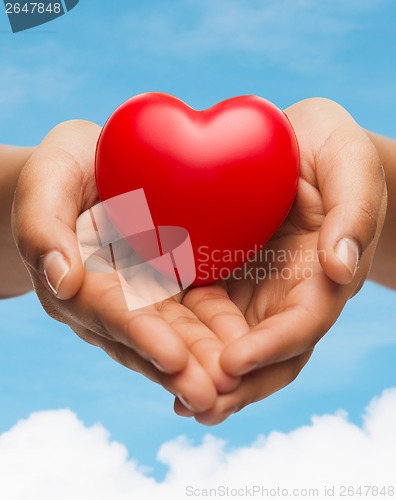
12 120 101 300
316 127 387 285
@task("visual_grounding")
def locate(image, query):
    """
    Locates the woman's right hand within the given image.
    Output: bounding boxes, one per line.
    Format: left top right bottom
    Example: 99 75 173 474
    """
11 120 244 413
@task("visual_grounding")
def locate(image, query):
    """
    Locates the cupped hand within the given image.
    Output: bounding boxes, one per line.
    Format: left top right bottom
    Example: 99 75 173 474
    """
11 120 243 413
177 97 387 424
11 98 387 426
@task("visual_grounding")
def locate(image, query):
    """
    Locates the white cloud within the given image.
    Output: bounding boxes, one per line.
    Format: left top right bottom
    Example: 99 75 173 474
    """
1 388 396 499
124 0 385 71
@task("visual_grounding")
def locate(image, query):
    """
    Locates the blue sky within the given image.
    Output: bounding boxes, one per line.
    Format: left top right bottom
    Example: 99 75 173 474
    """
0 0 396 484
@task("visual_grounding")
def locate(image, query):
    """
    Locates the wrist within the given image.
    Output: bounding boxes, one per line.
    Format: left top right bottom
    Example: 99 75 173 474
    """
0 145 35 210
0 145 36 297
365 131 396 288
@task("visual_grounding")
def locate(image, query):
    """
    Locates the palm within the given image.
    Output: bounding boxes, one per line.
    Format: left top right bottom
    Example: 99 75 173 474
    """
67 180 334 425
13 102 385 426
177 107 367 423
184 149 337 350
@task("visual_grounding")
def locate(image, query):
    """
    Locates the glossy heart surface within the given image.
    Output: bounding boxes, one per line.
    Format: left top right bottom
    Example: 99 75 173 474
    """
95 93 299 285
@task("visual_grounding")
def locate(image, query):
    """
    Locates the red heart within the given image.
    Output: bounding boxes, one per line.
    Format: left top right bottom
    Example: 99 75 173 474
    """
95 93 299 286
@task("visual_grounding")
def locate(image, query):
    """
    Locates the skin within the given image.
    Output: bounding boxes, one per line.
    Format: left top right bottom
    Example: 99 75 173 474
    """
0 145 34 298
366 132 396 290
1 98 394 425
177 99 389 423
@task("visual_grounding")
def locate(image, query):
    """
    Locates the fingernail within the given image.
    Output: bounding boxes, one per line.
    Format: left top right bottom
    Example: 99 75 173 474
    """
240 362 262 375
177 393 195 412
42 251 70 296
150 358 167 373
334 238 360 278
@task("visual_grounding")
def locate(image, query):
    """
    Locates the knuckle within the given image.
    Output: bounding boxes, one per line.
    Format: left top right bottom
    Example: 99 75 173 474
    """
184 287 226 309
189 336 216 352
351 204 379 246
308 97 340 109
155 297 178 313
295 303 329 348
50 119 99 136
207 310 240 328
12 217 42 269
170 312 200 329
300 97 340 112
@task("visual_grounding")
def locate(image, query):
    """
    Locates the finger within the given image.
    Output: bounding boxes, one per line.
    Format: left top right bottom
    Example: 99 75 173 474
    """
190 337 240 393
37 256 233 379
174 398 194 417
12 120 101 300
286 99 387 285
190 352 311 426
226 277 255 316
220 273 346 376
61 270 190 374
103 341 218 413
62 268 237 381
316 128 387 285
163 356 218 413
183 283 251 343
157 299 241 393
76 327 217 413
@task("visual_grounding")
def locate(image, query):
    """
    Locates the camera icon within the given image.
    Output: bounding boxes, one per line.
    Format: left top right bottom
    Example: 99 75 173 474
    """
5 0 79 33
